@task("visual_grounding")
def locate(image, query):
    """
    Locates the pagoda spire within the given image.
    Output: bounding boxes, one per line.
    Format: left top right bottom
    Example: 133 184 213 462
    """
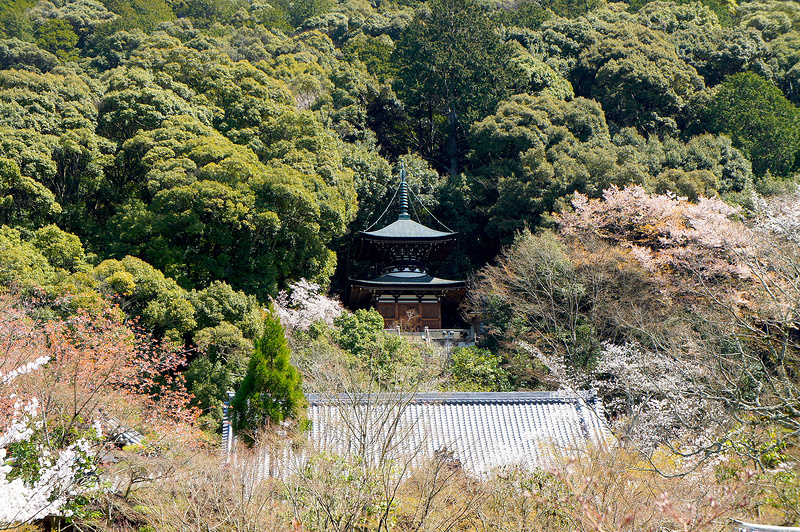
398 164 410 220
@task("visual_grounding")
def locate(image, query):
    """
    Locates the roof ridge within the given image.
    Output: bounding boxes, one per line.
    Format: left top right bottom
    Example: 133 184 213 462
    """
305 391 595 405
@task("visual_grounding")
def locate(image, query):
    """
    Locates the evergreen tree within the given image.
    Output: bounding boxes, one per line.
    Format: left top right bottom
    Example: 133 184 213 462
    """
705 72 800 177
392 0 513 176
231 304 305 436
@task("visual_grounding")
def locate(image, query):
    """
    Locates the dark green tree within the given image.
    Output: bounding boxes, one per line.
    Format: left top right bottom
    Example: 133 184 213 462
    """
392 0 513 176
0 158 61 228
171 0 242 27
491 0 551 30
705 71 800 177
231 304 305 435
281 0 334 29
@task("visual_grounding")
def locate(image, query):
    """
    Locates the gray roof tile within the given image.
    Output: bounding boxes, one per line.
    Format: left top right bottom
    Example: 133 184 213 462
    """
304 391 613 475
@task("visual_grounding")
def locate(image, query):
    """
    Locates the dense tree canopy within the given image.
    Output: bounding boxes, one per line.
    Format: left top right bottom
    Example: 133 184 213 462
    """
392 0 513 175
705 71 800 176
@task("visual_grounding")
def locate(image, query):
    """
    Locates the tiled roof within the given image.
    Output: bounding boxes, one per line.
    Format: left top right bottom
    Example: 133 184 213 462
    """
733 521 800 531
362 218 456 239
350 273 466 287
304 391 613 475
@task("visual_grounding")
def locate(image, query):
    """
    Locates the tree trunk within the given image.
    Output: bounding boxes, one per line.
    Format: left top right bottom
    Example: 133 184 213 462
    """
447 106 458 177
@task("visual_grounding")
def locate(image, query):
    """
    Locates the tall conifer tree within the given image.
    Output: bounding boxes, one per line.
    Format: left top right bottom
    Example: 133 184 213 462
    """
231 304 304 435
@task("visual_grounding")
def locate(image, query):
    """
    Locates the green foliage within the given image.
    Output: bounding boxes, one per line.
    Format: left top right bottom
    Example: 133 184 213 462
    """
547 7 705 136
392 0 514 174
0 0 35 40
333 307 385 359
737 0 800 40
34 19 79 61
705 71 800 177
0 38 57 71
28 0 119 36
97 66 214 142
190 281 262 339
469 94 619 244
0 225 57 292
630 0 734 26
543 0 604 18
98 0 174 33
231 304 305 436
172 0 243 27
0 69 99 134
493 0 604 29
0 158 61 228
506 41 574 99
185 352 239 425
185 282 261 417
281 0 334 29
492 0 551 29
105 113 353 299
93 256 197 341
632 2 756 87
333 308 424 386
32 224 87 271
446 346 511 391
247 0 334 30
342 34 395 81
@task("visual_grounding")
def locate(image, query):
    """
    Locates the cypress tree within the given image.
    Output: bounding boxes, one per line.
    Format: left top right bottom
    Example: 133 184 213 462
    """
231 303 305 436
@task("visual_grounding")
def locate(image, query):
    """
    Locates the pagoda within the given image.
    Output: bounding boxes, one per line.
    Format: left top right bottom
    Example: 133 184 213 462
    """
346 170 467 331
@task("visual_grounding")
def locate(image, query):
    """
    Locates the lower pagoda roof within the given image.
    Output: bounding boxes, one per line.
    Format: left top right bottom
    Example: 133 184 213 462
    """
347 273 466 308
353 273 465 288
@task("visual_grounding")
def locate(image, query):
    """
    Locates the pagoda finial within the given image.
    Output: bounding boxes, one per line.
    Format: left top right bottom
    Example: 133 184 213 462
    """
398 164 410 220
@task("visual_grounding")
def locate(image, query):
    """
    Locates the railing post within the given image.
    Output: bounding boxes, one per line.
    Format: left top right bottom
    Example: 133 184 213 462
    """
222 390 235 462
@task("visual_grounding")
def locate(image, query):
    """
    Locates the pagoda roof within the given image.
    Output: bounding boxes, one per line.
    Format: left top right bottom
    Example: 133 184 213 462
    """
356 220 458 263
352 273 465 289
361 218 456 240
347 273 466 308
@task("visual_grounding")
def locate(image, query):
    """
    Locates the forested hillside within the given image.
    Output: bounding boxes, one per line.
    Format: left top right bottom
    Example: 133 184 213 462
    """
1 0 800 527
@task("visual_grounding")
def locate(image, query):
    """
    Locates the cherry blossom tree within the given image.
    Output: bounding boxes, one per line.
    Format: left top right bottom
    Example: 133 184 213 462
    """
470 185 800 471
273 278 344 332
0 292 199 527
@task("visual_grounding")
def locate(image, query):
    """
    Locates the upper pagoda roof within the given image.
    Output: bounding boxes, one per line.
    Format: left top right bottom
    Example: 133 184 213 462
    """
361 218 455 240
355 168 458 262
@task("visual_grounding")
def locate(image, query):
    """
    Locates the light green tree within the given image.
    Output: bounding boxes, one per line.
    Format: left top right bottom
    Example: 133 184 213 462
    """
446 346 511 392
333 308 424 387
34 19 78 61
